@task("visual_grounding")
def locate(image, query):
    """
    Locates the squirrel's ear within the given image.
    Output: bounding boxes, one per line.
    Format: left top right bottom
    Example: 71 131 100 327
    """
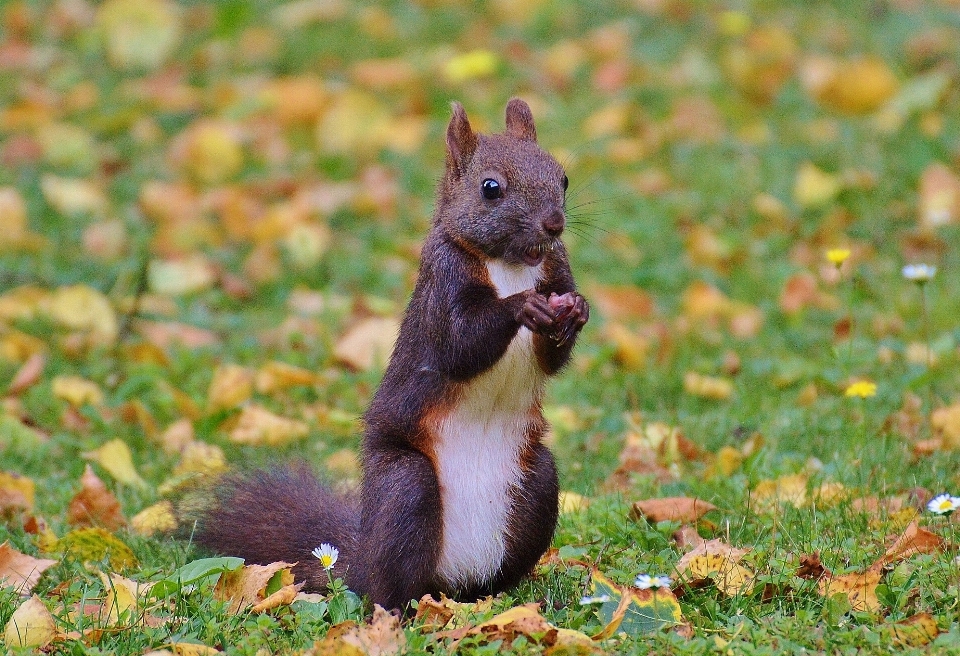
446 101 478 177
504 98 537 142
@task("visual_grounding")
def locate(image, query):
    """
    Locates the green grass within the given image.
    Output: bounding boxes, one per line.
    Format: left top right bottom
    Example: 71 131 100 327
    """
3 0 960 653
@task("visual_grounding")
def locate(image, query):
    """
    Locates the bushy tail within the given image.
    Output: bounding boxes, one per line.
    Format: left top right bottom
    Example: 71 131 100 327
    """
187 467 361 593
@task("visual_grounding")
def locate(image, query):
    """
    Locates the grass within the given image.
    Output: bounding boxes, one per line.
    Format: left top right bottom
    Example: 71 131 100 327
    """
2 0 960 653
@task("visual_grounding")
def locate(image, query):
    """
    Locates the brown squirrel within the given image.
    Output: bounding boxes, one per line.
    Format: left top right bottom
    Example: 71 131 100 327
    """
193 98 589 611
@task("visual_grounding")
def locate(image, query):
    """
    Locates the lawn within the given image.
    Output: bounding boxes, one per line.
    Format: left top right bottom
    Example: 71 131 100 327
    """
2 0 960 653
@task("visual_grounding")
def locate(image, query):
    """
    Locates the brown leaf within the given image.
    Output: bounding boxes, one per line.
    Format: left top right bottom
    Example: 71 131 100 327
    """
672 525 707 551
675 539 754 596
631 497 716 524
67 464 127 530
6 353 45 396
796 552 831 581
228 404 310 446
0 542 57 595
3 594 57 648
932 402 960 449
207 364 254 413
870 520 945 572
917 163 960 230
251 583 301 613
587 283 655 323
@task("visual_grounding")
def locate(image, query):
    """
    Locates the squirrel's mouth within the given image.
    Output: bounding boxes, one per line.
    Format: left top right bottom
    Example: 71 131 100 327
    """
521 243 546 266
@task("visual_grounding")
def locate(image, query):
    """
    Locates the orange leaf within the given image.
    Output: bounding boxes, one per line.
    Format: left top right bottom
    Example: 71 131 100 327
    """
630 497 716 524
67 464 126 530
870 520 945 572
0 542 57 595
817 570 881 613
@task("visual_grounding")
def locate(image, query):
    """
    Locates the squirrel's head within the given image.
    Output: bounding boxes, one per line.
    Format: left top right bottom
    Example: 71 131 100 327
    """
440 98 568 267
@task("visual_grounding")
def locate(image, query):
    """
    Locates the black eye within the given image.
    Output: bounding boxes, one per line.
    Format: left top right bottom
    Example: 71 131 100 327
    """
562 175 569 191
480 178 502 200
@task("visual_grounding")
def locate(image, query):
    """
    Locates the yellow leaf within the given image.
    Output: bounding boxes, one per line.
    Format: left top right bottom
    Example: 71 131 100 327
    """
559 491 589 514
605 323 650 370
793 162 841 209
0 541 57 595
215 562 299 614
675 539 754 596
228 405 310 446
444 50 499 84
751 473 808 512
683 372 733 400
97 0 182 70
4 595 57 648
52 375 104 407
932 402 960 448
0 471 35 513
131 501 178 537
887 613 941 648
42 284 118 343
100 571 150 626
333 317 399 371
283 222 331 269
169 643 221 656
0 187 42 251
172 441 228 477
818 570 881 613
40 174 107 216
83 439 146 488
810 57 898 115
175 120 244 185
207 364 254 413
149 256 218 296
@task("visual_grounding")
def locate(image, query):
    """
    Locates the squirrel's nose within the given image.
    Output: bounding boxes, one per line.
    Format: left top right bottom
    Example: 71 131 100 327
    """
542 210 564 237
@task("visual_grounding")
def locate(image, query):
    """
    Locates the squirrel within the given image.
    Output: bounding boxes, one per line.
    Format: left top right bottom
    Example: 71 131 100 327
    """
193 98 589 612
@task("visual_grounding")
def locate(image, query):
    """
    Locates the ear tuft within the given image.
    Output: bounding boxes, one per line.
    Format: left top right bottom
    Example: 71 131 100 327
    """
504 98 537 142
446 101 478 177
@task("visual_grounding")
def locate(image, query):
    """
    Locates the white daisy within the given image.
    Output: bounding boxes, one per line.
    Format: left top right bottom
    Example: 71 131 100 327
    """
927 493 960 515
312 543 339 570
634 574 672 589
902 264 936 283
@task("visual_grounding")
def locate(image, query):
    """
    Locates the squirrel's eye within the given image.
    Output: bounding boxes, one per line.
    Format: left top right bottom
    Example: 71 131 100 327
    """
562 175 569 191
480 178 502 200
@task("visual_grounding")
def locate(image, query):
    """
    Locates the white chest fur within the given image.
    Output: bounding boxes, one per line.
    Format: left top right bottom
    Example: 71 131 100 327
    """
433 260 544 589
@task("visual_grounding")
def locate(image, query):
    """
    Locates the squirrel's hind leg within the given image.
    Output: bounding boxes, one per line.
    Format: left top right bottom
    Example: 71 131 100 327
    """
359 445 444 611
191 467 360 593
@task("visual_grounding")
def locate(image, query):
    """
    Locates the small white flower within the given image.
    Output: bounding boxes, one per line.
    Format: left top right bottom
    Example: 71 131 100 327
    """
902 264 937 283
312 543 339 570
634 574 672 590
927 493 960 515
578 594 611 605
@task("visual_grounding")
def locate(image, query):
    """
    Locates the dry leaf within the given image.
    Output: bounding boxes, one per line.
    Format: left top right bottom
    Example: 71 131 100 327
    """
251 584 302 613
149 256 218 296
797 552 831 581
630 497 716 524
817 569 881 613
751 473 808 512
870 520 944 572
932 402 960 448
793 162 841 209
675 539 754 596
131 501 177 537
83 439 146 487
917 163 960 230
207 364 254 413
333 317 399 371
6 352 45 396
100 571 152 626
67 464 126 530
887 612 941 647
559 491 589 514
159 418 195 455
339 604 407 656
215 561 298 614
172 441 228 477
97 0 181 70
0 471 35 515
228 404 310 446
52 375 104 407
3 594 57 648
683 372 733 400
255 361 319 395
169 643 221 656
807 56 898 115
42 284 118 343
672 525 706 551
0 542 57 595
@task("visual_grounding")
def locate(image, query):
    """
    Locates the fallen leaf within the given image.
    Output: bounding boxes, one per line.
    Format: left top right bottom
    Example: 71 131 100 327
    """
158 418 195 455
99 571 152 626
215 561 298 614
6 352 45 395
870 520 944 572
672 525 706 551
683 372 733 400
559 491 589 514
149 256 218 296
333 317 399 371
3 594 56 648
251 583 301 613
52 375 104 407
630 497 716 524
886 612 941 647
675 539 754 596
806 56 899 115
207 364 254 413
131 501 177 537
339 604 407 656
228 404 310 446
255 360 319 395
817 569 881 613
0 471 35 515
0 542 57 595
96 0 181 70
42 284 118 343
67 464 127 530
917 163 960 230
589 572 683 638
796 552 830 581
40 174 107 216
169 643 221 656
83 439 146 487
793 162 841 209
932 402 960 448
751 473 808 512
172 440 228 477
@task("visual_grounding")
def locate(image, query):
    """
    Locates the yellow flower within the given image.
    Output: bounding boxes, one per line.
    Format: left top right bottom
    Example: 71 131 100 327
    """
844 381 877 398
826 248 851 266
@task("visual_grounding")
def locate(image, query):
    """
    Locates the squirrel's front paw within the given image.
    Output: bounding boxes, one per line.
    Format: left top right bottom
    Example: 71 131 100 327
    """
548 292 589 346
517 291 557 334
